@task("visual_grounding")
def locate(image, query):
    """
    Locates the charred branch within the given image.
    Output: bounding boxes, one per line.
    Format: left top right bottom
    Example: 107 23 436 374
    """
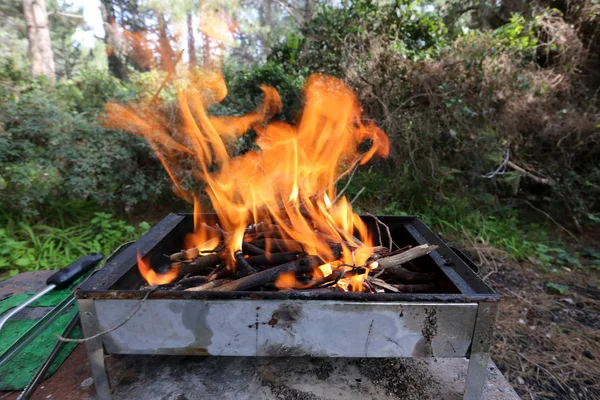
178 254 221 277
234 250 256 278
245 251 304 267
242 241 266 256
204 256 323 292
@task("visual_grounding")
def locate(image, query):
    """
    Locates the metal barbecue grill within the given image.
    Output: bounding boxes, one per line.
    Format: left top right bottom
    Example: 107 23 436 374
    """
76 213 499 400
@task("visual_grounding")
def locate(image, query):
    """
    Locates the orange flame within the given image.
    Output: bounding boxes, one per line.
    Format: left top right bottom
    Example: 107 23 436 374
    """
137 252 179 286
275 272 299 290
104 14 389 289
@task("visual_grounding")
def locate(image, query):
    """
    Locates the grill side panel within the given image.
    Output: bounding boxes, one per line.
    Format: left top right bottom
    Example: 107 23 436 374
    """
91 299 478 357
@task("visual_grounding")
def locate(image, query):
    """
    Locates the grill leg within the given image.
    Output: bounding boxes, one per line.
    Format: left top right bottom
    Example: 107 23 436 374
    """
78 299 112 400
464 302 498 400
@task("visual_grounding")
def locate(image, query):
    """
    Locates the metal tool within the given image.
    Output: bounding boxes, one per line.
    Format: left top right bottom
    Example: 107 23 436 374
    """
0 253 103 332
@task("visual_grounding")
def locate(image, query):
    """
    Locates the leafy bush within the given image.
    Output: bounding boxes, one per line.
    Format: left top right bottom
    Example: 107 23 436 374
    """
273 3 600 220
214 61 305 122
281 0 449 76
0 66 172 215
0 211 150 278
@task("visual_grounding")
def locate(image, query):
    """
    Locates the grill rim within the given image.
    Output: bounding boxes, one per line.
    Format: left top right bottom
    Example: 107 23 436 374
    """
76 213 499 303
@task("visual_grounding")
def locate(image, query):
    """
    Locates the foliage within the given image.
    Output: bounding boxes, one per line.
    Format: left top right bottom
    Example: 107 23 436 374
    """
545 281 569 294
362 192 596 275
214 61 305 122
273 1 600 220
271 0 449 76
0 211 150 278
0 67 172 215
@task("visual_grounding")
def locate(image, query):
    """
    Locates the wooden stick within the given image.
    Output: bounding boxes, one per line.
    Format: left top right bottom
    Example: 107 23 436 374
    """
234 251 255 278
178 254 221 277
208 264 232 281
245 252 303 267
205 256 323 292
376 244 438 269
507 161 555 186
242 241 266 255
185 279 232 291
369 278 399 292
170 240 221 261
251 239 305 253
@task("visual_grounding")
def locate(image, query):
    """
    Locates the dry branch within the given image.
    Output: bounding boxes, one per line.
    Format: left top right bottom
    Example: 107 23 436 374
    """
234 250 255 277
376 244 438 269
251 238 305 253
185 279 232 291
178 254 221 277
245 251 303 267
204 256 323 292
242 241 266 255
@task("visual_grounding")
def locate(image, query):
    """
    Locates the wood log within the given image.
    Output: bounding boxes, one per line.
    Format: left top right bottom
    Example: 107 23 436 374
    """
185 279 232 291
245 252 303 267
242 241 265 256
178 253 221 277
251 239 305 253
369 278 399 292
170 239 222 261
208 264 232 281
234 250 255 278
246 222 281 234
205 256 323 292
375 244 438 269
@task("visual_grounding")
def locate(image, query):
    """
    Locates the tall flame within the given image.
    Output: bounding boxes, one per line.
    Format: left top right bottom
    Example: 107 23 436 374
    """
104 13 389 289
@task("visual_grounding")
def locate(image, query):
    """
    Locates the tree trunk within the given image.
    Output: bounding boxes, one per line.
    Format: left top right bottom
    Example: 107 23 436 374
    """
157 12 175 72
99 0 129 81
260 0 272 61
22 0 55 81
202 33 211 67
303 0 314 23
187 13 196 68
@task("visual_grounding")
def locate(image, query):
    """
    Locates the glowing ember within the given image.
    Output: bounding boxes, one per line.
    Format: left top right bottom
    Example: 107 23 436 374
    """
105 13 390 289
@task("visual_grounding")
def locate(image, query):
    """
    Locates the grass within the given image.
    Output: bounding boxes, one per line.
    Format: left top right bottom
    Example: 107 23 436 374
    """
2 184 598 281
0 210 150 279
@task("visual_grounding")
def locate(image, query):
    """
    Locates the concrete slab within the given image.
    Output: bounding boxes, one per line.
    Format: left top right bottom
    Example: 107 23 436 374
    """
98 355 519 400
22 347 518 400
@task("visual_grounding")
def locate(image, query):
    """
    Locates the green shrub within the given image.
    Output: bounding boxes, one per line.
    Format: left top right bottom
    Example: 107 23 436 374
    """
213 61 305 122
0 67 172 215
0 211 150 279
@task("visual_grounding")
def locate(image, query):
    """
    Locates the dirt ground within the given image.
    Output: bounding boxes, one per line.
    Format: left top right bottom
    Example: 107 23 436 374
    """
468 235 600 400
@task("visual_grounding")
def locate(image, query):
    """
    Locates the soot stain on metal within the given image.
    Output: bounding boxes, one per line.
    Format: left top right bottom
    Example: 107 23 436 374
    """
178 302 213 354
364 319 374 356
268 303 303 329
421 307 438 357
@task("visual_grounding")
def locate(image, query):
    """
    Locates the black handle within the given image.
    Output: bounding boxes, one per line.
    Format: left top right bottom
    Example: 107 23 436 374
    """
46 253 104 289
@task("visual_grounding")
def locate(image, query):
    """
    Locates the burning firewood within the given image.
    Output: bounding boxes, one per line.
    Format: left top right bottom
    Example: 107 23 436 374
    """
160 222 441 294
177 253 222 277
205 256 324 292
